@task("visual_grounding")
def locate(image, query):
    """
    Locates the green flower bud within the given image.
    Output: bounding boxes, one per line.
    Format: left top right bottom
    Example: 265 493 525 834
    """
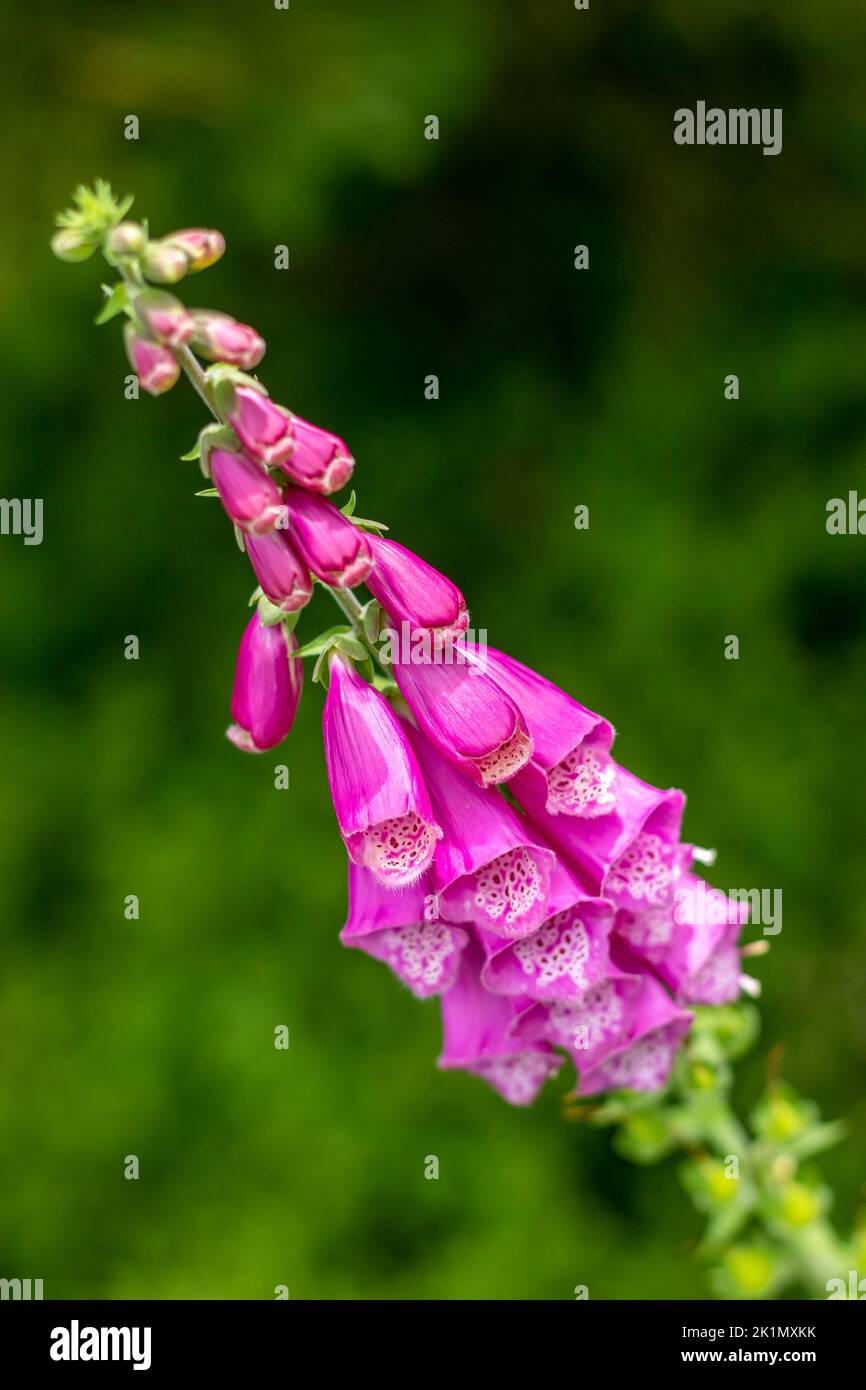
50 228 97 263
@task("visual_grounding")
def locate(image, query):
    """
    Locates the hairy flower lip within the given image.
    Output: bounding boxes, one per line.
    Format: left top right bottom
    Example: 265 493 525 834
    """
341 864 469 996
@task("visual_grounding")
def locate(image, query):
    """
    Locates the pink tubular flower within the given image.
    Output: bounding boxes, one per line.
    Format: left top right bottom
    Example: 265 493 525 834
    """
438 940 562 1106
245 530 313 613
516 759 686 904
366 535 469 646
227 386 295 466
465 645 614 815
227 612 302 753
322 655 442 885
341 864 469 998
133 290 194 347
209 446 285 536
277 415 355 495
391 655 532 788
404 721 556 938
162 227 225 272
123 324 180 395
286 488 373 588
615 873 748 1006
190 312 265 369
573 969 692 1097
481 866 617 1001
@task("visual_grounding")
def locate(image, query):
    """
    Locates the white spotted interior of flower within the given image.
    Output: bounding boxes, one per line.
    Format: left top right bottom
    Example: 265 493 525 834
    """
381 922 460 994
616 904 674 952
548 981 622 1051
682 945 740 1005
589 1025 681 1092
474 727 532 786
473 1050 558 1105
364 812 438 884
607 831 678 907
546 744 617 817
473 847 544 930
513 909 590 989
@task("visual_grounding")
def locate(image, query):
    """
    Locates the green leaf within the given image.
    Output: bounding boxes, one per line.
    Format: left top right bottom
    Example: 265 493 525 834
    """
94 282 129 325
257 595 290 627
340 490 357 517
334 634 368 662
349 512 389 535
291 625 351 660
181 442 202 462
194 487 219 498
361 600 383 644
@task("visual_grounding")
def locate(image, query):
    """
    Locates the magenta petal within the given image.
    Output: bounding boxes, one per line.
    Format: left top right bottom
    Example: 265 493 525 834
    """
245 530 313 612
341 863 468 997
392 654 532 787
210 447 285 535
482 884 618 1002
277 415 355 495
228 386 295 466
438 941 561 1106
574 972 693 1096
516 760 685 902
462 644 614 813
227 613 302 752
287 488 373 588
323 657 441 885
404 722 556 937
367 535 469 645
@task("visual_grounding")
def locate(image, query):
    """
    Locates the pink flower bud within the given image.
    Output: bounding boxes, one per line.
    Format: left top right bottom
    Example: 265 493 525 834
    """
245 530 313 612
209 447 286 535
134 291 194 347
123 323 180 395
226 386 295 466
106 221 147 257
277 415 354 495
366 535 468 644
227 612 302 753
142 240 190 284
163 228 225 272
285 488 373 588
190 312 265 369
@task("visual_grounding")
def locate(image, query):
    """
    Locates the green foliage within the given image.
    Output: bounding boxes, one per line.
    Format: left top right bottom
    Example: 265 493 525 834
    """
593 1008 857 1297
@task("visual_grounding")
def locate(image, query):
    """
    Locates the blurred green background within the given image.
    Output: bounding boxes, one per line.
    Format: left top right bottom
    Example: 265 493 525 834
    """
1 0 864 1299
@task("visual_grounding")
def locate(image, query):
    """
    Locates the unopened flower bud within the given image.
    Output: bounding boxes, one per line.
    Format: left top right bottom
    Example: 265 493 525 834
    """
133 290 194 347
50 228 97 263
163 228 225 272
123 323 180 396
245 531 313 613
190 312 265 369
277 415 354 495
106 220 147 257
227 612 302 753
208 445 285 535
142 240 190 284
225 385 295 466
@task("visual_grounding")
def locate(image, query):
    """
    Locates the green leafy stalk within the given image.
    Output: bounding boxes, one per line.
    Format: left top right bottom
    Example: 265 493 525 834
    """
575 1004 863 1299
